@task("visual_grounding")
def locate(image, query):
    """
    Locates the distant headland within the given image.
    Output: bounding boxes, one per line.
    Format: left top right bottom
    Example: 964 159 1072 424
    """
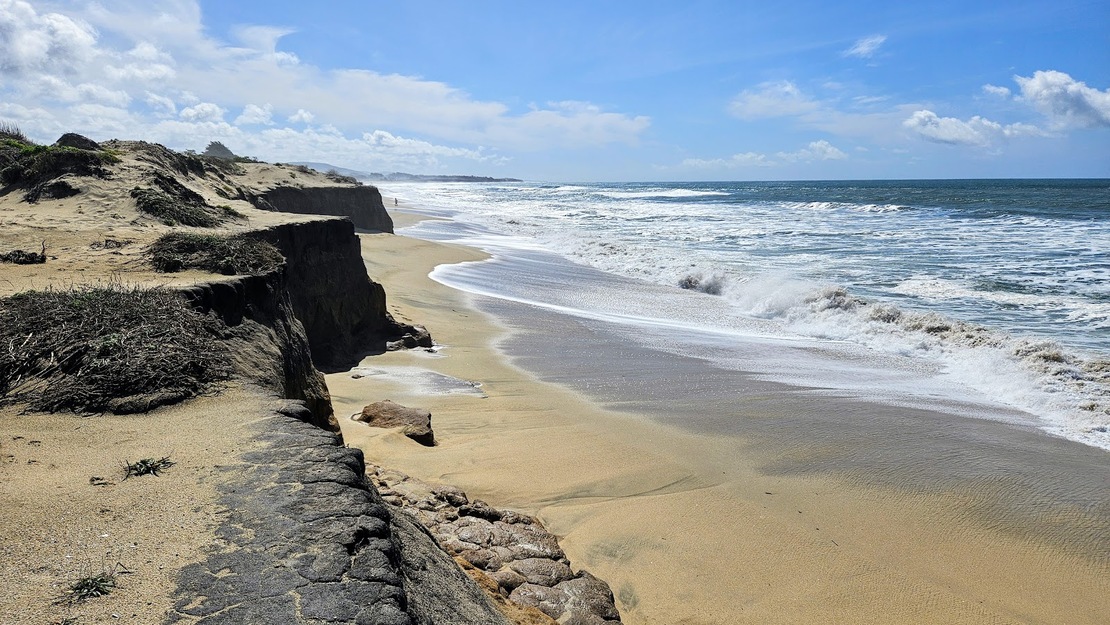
292 161 522 183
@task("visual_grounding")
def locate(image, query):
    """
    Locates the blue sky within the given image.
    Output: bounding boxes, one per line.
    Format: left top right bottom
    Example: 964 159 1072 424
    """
1 0 1107 181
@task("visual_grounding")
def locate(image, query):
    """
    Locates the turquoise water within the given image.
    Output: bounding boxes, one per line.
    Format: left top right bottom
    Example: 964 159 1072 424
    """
381 179 1110 449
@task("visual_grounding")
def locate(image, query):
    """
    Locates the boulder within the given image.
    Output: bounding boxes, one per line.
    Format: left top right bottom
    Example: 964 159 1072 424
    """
53 133 101 151
385 325 435 351
354 400 436 446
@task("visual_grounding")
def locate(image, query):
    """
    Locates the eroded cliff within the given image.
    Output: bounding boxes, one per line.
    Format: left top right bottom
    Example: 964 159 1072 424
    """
247 219 406 372
252 185 394 233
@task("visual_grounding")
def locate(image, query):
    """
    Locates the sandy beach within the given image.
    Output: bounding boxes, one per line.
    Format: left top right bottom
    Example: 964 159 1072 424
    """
329 204 1109 625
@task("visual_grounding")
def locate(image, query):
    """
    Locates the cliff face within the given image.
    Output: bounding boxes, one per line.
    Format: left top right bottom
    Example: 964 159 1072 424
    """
252 186 394 233
169 216 513 624
178 216 407 426
179 271 335 431
248 218 405 372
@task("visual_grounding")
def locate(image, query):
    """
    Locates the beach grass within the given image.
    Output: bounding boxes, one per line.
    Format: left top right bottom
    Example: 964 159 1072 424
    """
0 284 229 414
147 231 283 275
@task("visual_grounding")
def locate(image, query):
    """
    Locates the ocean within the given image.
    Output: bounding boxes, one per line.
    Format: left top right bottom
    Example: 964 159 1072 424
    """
378 179 1110 451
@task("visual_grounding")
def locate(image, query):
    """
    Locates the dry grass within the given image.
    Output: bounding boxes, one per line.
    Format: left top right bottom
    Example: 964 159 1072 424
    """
147 232 284 275
123 456 175 479
0 284 229 414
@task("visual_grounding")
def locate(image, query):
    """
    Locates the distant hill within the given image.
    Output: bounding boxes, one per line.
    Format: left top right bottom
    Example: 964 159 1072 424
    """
291 162 521 183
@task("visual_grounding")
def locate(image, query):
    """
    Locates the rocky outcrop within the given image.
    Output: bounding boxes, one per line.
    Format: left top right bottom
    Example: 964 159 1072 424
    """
354 400 436 446
168 400 513 625
246 219 409 372
252 185 394 233
370 467 622 625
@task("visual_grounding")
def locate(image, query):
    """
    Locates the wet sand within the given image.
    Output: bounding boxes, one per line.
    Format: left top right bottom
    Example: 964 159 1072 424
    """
330 206 1109 624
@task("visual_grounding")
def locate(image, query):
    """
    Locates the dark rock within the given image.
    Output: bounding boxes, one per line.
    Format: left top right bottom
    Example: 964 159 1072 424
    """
246 219 406 370
168 402 510 624
367 466 621 623
252 185 394 233
460 548 503 572
389 507 513 625
54 133 101 151
355 400 436 446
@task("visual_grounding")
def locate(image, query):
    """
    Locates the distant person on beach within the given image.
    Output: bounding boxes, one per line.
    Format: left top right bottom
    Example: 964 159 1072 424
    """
394 198 398 206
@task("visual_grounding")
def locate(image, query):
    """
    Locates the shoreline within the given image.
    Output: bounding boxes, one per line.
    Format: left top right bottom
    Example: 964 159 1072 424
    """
331 202 1110 624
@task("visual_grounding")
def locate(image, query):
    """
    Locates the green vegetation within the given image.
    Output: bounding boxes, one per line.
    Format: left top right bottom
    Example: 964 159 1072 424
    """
325 168 359 185
147 232 284 275
0 284 229 414
0 121 29 143
0 127 119 201
130 171 242 227
65 572 117 602
130 186 222 227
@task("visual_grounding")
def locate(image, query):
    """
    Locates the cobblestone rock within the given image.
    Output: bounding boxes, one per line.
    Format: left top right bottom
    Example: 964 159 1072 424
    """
367 465 621 624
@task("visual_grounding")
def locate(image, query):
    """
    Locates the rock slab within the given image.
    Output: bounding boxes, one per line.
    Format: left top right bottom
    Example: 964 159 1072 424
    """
167 399 509 625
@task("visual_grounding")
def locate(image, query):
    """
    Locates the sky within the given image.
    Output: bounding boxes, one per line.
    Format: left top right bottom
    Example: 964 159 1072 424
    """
1 0 1108 181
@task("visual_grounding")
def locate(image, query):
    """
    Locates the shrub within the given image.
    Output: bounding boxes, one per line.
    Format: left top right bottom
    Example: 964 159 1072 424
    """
130 172 243 227
147 232 284 275
0 121 29 144
130 187 221 227
0 284 230 414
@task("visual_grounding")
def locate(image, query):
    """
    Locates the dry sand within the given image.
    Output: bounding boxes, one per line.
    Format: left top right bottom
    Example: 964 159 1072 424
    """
0 150 353 624
0 385 274 624
331 205 1109 625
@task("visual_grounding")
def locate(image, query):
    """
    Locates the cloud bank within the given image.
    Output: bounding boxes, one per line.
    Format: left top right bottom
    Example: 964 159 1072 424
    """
0 0 649 172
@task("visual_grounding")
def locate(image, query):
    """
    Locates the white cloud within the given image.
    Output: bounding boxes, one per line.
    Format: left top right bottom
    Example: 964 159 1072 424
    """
179 101 224 122
363 130 491 161
681 140 846 169
104 61 176 82
0 0 98 74
0 0 649 163
488 101 650 150
235 103 273 125
778 140 847 162
728 81 820 120
902 110 1043 146
1014 70 1110 129
982 84 1011 98
288 109 314 124
144 91 176 115
682 152 771 169
844 35 887 59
